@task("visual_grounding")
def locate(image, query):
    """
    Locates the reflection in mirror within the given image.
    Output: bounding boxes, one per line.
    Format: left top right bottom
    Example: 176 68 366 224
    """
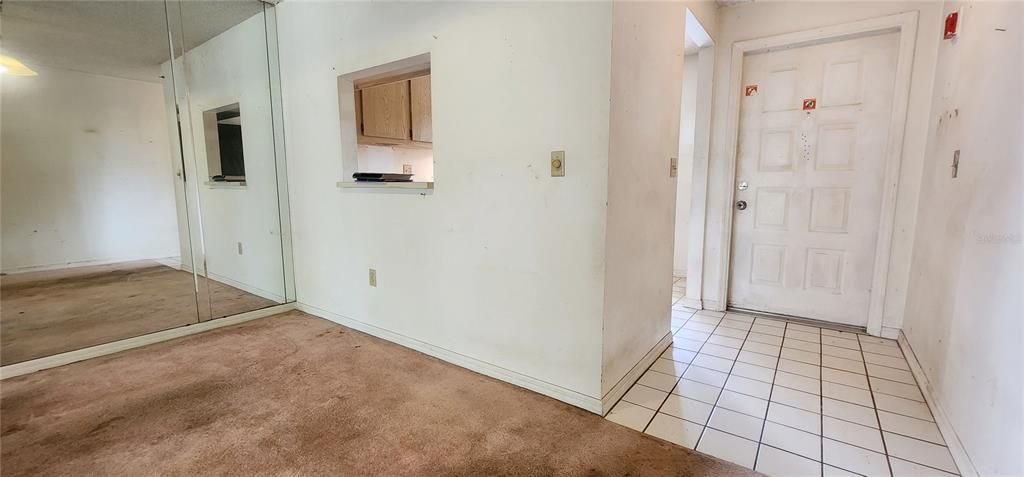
0 1 199 365
204 103 247 184
166 1 293 320
0 0 293 366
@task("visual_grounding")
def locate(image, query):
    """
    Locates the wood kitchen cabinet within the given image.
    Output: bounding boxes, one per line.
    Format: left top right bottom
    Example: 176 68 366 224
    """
360 81 410 140
409 75 432 143
356 72 431 146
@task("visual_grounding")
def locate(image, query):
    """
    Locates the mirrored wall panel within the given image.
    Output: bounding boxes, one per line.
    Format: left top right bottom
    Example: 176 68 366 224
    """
0 0 292 366
166 0 293 321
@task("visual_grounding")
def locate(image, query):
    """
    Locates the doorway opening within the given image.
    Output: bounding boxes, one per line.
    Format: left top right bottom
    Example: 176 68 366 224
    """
672 9 714 311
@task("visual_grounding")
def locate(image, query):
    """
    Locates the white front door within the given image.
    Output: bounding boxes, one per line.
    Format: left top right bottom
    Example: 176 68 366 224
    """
728 31 899 326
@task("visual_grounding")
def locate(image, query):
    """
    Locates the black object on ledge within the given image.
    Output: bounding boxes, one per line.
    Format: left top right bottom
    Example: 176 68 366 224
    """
353 172 414 183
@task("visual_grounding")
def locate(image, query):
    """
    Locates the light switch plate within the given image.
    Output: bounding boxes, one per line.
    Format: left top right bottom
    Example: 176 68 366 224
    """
551 150 565 177
368 268 377 287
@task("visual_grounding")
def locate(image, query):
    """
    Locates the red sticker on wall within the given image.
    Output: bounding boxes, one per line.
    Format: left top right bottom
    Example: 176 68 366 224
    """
944 11 959 39
744 84 759 97
802 98 817 110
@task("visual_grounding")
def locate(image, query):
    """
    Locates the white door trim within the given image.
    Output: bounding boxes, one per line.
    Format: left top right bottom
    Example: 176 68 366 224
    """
715 12 919 335
681 44 716 311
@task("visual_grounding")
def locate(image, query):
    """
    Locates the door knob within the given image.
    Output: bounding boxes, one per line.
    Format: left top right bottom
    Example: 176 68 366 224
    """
736 200 748 210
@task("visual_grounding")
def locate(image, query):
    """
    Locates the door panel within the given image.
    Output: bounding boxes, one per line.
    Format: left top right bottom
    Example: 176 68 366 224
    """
362 81 411 140
166 0 291 321
410 75 433 142
728 32 899 326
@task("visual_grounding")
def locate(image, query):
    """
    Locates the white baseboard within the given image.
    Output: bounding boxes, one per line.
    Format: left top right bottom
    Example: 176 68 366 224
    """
153 257 183 269
680 296 703 310
168 264 286 304
295 302 604 414
600 331 673 415
703 298 725 312
1 303 295 380
880 326 900 340
2 255 182 274
897 332 978 477
207 271 286 303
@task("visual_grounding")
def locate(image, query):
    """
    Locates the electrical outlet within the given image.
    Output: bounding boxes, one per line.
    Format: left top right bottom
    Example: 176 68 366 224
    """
402 164 413 174
237 242 243 255
551 150 565 177
670 157 678 178
368 268 377 287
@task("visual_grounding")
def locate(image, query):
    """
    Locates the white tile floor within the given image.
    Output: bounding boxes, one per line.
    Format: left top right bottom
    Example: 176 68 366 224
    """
606 277 960 477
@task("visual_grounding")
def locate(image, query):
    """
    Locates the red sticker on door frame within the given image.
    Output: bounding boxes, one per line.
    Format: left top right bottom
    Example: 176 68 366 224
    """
744 84 758 97
802 98 817 110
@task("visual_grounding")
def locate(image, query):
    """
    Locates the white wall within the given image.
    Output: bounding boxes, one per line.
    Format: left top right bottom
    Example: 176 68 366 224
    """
674 53 699 276
277 1 613 402
1 66 180 272
162 13 287 302
600 1 687 398
686 1 720 42
902 2 1023 475
696 1 943 335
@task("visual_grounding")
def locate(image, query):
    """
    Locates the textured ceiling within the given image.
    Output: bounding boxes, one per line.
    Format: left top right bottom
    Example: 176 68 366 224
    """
1 0 263 83
715 0 755 7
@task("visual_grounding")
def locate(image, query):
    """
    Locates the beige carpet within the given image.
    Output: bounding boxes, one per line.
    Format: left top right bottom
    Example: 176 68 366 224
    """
1 261 276 365
0 311 758 476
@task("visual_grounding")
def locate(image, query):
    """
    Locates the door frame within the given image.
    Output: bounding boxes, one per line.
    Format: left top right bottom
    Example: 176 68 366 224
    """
680 9 716 311
714 12 919 335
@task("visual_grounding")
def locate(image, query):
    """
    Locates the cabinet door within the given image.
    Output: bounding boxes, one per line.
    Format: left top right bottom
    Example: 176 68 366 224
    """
361 81 410 140
410 75 432 143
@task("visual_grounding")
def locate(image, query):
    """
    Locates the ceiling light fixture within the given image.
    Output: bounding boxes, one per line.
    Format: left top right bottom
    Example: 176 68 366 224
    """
0 55 38 76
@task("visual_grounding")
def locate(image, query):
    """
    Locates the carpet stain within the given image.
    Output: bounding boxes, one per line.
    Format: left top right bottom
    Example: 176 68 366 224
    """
87 416 124 435
2 423 26 437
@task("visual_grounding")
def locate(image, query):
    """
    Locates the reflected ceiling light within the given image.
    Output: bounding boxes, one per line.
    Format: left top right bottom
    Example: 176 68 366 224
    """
0 55 38 76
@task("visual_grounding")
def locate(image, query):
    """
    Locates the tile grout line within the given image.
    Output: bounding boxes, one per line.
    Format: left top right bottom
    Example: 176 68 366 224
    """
614 315 945 474
760 442 824 467
819 325 825 476
680 397 930 469
613 308 694 426
753 320 788 470
671 313 737 431
655 337 939 440
866 373 929 391
890 456 964 476
857 334 896 477
694 312 759 459
662 362 935 430
664 395 902 450
758 394 943 446
861 357 916 373
894 338 941 428
759 400 943 459
639 310 705 434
